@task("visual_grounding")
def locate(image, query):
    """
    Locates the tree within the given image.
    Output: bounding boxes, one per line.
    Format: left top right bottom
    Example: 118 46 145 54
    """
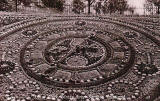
94 1 103 15
117 0 128 14
128 7 135 14
72 0 85 14
13 0 32 7
0 0 8 11
19 0 31 6
41 0 65 12
102 0 109 14
147 0 160 14
86 0 96 14
107 0 117 14
41 0 56 8
0 0 11 11
104 0 128 14
55 0 65 12
144 1 155 15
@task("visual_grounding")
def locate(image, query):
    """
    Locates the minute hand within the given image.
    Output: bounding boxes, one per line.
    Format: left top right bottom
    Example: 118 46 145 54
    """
56 37 90 64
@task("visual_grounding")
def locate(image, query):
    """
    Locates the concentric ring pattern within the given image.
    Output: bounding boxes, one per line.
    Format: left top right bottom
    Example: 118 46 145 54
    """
0 14 160 101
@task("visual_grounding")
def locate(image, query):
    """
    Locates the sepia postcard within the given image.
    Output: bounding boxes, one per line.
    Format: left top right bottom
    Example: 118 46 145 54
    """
0 0 160 101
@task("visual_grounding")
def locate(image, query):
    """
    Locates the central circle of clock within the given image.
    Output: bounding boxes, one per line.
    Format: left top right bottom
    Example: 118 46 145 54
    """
44 35 109 71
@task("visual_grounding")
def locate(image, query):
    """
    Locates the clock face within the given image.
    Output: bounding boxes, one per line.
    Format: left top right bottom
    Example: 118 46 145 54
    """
20 25 135 88
43 35 107 70
0 16 159 101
